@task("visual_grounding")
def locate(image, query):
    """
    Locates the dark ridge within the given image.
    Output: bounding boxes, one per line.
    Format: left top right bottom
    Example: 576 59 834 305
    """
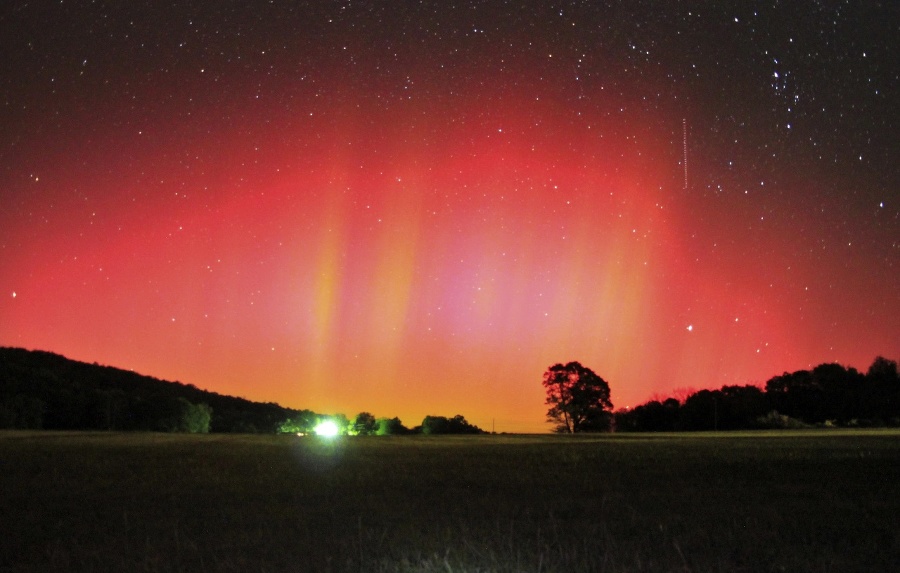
0 346 299 433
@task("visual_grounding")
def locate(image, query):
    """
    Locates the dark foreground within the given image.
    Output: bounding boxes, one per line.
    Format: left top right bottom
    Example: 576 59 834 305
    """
2 430 898 572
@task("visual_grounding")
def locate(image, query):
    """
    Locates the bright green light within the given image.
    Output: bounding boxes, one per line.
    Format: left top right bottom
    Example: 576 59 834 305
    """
314 420 339 437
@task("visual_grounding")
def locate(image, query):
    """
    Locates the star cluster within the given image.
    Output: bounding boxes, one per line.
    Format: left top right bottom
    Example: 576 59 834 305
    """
1 2 896 432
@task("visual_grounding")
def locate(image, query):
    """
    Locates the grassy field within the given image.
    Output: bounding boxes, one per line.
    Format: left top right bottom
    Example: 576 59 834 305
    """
1 430 898 572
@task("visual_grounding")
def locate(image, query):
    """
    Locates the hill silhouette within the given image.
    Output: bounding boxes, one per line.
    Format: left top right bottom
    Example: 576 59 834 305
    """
0 346 299 432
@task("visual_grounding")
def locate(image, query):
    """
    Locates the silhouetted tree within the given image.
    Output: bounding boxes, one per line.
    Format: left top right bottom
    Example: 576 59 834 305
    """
351 412 378 435
864 356 900 424
420 414 485 434
184 401 212 433
818 363 864 423
765 363 864 425
448 414 485 434
278 409 319 434
615 398 681 432
765 370 821 423
150 397 211 433
868 356 898 379
718 385 768 429
543 362 613 433
680 389 722 430
421 415 449 434
375 416 410 435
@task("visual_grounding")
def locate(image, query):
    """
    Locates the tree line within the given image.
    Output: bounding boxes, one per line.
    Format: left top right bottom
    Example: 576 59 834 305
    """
0 347 485 435
543 357 900 433
615 356 900 431
278 411 485 436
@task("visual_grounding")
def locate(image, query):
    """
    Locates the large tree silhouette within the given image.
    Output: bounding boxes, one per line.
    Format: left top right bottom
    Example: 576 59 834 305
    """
543 362 613 433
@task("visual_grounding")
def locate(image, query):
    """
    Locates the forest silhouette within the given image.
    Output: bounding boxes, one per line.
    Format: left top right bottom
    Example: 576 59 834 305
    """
1 346 897 433
0 347 485 434
615 356 900 431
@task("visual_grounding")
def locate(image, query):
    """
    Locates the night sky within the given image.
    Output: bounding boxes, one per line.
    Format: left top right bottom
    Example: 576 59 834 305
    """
1 2 897 432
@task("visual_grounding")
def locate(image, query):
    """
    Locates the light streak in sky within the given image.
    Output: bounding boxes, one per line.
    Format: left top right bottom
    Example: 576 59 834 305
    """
682 118 688 190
